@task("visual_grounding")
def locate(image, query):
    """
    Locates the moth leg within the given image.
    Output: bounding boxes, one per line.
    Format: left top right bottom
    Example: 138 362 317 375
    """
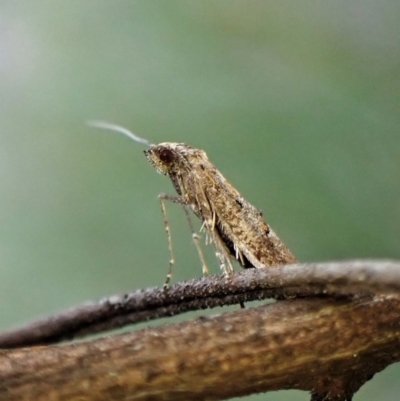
158 194 208 287
206 225 234 276
181 205 209 277
158 194 176 289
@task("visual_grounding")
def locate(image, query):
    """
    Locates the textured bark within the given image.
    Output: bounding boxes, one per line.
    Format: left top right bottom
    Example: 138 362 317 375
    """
1 294 400 401
1 260 400 348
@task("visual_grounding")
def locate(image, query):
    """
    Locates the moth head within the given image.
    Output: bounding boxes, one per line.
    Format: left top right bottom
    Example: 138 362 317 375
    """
144 143 181 175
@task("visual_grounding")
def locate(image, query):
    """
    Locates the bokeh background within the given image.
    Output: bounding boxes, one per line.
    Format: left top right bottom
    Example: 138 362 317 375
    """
1 1 399 400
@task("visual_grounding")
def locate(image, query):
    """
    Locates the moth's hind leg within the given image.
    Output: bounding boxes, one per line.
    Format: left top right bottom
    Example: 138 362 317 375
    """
206 226 234 277
158 193 208 288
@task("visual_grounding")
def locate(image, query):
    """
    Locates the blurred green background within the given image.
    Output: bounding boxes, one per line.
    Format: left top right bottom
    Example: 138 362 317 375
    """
0 1 399 400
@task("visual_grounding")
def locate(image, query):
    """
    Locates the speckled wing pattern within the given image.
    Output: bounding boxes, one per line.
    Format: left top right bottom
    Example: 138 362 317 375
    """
145 143 296 275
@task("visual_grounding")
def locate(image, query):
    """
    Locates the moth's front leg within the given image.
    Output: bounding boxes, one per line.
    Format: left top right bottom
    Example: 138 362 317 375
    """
158 193 208 289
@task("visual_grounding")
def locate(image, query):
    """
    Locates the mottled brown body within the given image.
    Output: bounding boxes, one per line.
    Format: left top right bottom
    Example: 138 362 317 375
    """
145 143 296 275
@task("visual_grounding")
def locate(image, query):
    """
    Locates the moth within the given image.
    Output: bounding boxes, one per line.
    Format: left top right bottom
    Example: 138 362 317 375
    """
89 121 297 286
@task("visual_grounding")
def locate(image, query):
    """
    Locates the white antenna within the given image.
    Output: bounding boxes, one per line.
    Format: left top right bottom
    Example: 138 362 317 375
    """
87 120 152 146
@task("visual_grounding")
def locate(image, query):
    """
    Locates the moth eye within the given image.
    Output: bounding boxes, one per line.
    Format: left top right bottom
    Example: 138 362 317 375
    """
159 148 174 164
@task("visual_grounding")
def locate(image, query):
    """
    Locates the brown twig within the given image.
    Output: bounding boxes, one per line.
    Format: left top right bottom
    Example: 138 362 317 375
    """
1 293 399 401
1 259 399 349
